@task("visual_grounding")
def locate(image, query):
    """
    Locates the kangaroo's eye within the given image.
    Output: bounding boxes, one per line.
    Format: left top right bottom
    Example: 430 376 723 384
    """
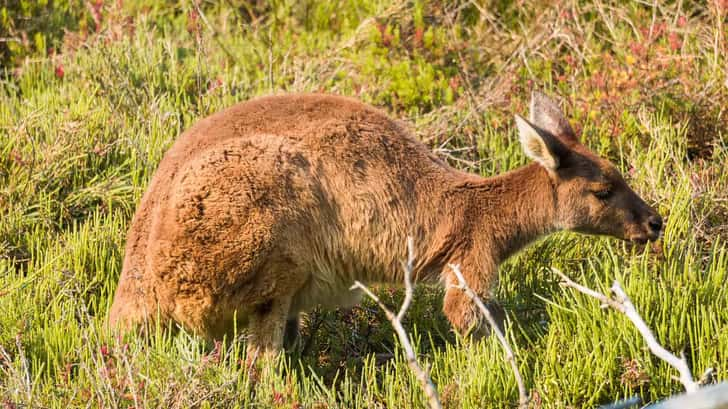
593 189 612 200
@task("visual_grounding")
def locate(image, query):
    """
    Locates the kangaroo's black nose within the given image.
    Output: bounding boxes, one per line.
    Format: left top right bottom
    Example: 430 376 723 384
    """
647 215 663 233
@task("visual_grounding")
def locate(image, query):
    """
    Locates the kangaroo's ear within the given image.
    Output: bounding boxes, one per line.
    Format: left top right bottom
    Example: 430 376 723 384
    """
530 91 577 142
515 114 569 171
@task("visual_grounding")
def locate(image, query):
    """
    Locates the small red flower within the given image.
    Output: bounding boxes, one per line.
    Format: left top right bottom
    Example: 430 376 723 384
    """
55 64 64 79
668 32 683 51
413 27 424 47
564 54 576 67
629 42 646 58
677 15 687 27
591 72 606 90
88 0 103 32
187 9 200 35
272 390 285 404
448 76 459 91
10 149 26 166
653 21 667 39
207 77 223 93
716 0 728 13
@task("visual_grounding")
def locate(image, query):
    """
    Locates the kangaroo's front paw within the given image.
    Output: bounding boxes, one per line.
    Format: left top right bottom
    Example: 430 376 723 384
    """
443 288 505 339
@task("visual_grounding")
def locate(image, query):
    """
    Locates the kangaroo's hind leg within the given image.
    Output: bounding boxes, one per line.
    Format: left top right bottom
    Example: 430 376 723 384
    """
283 314 300 350
245 296 293 368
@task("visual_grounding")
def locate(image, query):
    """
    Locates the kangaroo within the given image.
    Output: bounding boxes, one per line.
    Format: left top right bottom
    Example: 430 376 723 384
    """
108 91 662 359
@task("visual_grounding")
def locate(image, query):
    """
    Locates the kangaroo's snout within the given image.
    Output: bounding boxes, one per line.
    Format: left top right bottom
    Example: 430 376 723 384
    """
628 203 663 244
647 214 662 234
646 214 663 239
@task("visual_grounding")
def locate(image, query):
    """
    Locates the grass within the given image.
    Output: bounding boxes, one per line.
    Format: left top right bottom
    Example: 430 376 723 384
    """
0 0 726 407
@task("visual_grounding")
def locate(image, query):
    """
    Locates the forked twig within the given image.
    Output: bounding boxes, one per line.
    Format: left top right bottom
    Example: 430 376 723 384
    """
448 264 529 409
552 267 699 393
351 237 442 409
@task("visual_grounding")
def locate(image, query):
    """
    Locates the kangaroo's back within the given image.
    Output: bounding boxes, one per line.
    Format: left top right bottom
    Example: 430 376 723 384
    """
109 93 459 341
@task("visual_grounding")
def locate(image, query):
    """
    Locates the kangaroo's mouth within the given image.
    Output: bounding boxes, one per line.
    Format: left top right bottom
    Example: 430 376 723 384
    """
627 231 662 245
625 224 663 244
628 236 649 245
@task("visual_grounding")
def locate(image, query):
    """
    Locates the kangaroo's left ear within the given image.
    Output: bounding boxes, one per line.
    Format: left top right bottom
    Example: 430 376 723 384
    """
530 91 577 142
515 114 570 171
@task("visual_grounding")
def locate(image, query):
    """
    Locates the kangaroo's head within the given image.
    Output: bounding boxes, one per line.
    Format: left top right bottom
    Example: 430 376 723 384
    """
515 92 662 243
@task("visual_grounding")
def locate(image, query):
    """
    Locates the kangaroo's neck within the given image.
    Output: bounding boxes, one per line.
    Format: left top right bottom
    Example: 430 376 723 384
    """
446 163 559 268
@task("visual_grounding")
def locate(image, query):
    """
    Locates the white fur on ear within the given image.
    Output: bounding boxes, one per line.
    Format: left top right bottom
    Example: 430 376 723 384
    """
515 114 559 170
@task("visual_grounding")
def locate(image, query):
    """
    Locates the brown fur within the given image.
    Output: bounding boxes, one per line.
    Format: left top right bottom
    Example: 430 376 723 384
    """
108 92 661 357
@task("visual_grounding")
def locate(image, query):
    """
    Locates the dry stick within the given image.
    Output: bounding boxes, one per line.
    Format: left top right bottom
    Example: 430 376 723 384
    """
189 0 240 66
397 237 416 322
351 237 442 409
13 335 32 403
448 264 529 409
552 267 699 393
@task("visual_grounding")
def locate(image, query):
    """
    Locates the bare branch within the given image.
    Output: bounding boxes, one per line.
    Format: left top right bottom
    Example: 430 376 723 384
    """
397 236 416 322
609 282 698 393
553 267 699 393
351 237 442 409
552 268 625 313
448 264 529 409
